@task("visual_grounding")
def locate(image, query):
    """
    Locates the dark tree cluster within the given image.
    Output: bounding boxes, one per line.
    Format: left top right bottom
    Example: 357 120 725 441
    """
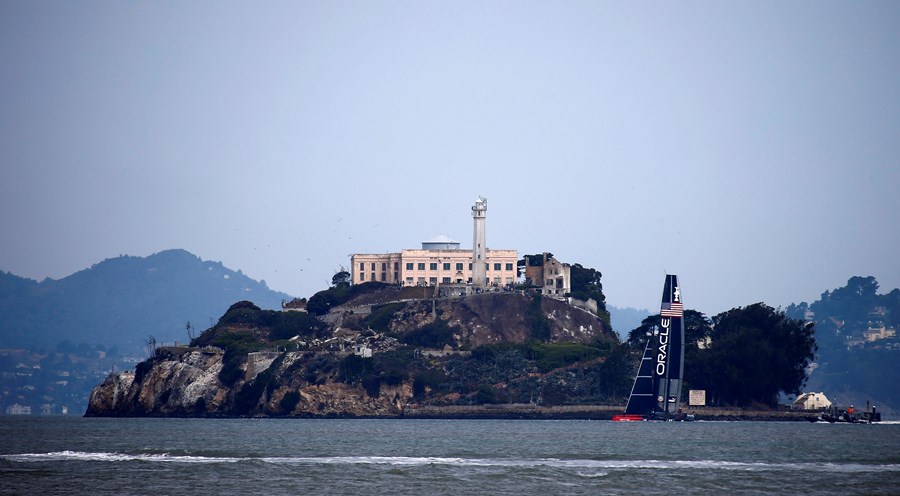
789 276 900 329
568 264 610 324
697 304 816 407
629 304 816 408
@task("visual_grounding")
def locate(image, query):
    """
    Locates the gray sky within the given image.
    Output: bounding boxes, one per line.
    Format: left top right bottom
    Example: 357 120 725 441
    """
2 1 898 316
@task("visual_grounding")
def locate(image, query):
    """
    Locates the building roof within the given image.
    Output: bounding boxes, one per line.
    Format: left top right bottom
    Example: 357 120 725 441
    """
793 392 831 405
422 234 459 244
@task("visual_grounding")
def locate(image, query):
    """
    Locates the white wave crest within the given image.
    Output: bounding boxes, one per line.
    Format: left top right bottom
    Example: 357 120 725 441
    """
4 452 898 474
3 451 241 464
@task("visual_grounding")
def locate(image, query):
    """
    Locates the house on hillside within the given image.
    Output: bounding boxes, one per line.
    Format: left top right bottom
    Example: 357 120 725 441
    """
793 392 832 410
282 298 307 312
864 323 896 342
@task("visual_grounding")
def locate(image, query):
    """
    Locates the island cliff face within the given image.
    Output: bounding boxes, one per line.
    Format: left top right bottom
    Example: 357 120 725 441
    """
87 288 621 418
86 347 410 417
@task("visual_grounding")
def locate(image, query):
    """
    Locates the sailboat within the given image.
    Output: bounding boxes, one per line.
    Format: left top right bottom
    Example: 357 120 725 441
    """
613 275 687 421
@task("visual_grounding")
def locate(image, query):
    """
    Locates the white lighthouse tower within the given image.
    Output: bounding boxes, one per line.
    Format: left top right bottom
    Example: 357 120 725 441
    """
471 196 487 287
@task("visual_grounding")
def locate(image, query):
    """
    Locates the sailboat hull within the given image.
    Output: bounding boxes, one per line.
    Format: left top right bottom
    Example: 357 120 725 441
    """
612 414 646 422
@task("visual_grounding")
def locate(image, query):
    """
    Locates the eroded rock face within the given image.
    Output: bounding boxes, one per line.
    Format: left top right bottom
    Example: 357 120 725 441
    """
85 370 134 415
86 348 227 416
86 348 412 418
284 382 410 417
388 292 609 347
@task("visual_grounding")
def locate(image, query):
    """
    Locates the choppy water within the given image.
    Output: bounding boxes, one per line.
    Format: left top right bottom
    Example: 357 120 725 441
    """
2 417 899 495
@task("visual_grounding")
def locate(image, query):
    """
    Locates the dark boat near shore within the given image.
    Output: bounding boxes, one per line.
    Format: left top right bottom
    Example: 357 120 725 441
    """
807 402 882 424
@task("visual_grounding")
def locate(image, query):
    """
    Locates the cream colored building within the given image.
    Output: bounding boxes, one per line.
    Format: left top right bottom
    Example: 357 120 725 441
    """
793 392 832 410
352 236 518 287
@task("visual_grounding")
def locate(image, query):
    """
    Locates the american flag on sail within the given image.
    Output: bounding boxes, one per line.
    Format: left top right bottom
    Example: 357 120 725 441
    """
660 302 683 317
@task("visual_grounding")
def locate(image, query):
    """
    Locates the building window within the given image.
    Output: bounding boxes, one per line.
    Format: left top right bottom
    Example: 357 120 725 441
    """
406 277 414 285
429 277 437 285
371 263 375 270
485 263 489 271
494 263 501 271
505 263 513 271
393 271 399 281
443 262 451 270
394 262 398 270
468 263 472 270
359 273 365 281
418 263 425 270
359 262 365 272
494 277 501 285
371 273 376 281
429 263 437 270
442 277 451 283
456 263 463 271
417 277 426 285
382 263 387 271
381 272 386 281
406 263 414 270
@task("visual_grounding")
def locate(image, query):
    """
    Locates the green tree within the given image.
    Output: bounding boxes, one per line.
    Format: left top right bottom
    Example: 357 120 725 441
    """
568 264 606 307
332 270 351 288
596 343 634 403
885 288 900 327
694 303 816 407
810 276 879 322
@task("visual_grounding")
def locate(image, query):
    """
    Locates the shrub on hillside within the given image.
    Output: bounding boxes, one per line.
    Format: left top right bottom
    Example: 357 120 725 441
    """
400 318 454 348
306 282 390 315
366 302 405 332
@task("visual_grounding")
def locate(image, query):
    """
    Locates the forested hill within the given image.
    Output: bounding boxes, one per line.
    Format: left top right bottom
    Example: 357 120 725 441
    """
0 249 291 355
785 276 900 415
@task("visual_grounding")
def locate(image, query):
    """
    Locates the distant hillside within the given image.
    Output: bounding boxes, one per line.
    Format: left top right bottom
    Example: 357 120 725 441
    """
0 249 292 355
785 276 900 416
607 306 651 338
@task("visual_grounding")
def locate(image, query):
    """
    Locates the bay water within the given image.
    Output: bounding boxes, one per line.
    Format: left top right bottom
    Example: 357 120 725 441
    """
2 416 898 495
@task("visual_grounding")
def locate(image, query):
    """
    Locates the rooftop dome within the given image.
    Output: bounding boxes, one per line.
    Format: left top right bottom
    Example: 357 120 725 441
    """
421 234 461 250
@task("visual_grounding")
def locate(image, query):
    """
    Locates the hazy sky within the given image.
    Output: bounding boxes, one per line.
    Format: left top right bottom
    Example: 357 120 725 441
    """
2 1 898 316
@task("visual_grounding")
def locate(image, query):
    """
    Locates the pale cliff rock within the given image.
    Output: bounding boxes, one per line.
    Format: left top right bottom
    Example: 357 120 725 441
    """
86 348 227 416
87 347 413 417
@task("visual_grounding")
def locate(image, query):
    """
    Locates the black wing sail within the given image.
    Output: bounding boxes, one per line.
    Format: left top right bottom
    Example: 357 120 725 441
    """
624 334 657 415
655 274 685 415
620 275 686 419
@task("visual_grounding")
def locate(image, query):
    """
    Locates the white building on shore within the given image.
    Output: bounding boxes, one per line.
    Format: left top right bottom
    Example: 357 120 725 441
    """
793 392 832 410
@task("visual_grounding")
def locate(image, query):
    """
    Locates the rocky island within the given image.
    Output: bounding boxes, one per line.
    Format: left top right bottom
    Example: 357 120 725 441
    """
86 283 624 417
